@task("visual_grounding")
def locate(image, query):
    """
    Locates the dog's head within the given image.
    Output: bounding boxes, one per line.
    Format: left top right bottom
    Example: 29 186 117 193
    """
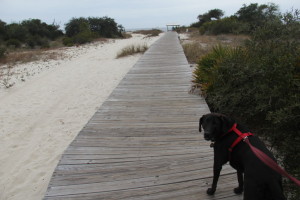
199 113 234 141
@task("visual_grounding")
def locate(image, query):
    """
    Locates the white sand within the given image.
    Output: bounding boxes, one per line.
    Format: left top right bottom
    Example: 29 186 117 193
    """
0 33 163 200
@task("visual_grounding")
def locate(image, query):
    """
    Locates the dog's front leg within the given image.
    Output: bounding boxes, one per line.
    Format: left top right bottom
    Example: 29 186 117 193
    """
234 170 244 194
207 162 222 195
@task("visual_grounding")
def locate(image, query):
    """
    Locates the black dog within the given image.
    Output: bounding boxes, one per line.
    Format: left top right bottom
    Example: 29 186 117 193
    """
199 113 285 200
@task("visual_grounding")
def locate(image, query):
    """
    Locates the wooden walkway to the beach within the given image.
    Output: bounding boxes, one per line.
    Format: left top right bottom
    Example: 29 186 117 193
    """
44 32 242 200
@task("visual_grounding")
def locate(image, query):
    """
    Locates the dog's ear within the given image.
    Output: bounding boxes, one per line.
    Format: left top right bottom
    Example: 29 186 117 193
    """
220 115 233 133
199 116 204 132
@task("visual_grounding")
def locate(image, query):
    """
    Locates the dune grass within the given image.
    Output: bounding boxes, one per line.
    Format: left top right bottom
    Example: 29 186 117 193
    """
116 44 148 58
0 49 65 66
181 31 249 64
133 29 162 37
182 42 210 64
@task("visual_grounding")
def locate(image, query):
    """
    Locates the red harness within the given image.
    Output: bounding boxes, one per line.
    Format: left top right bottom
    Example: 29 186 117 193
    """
227 123 253 153
225 123 300 187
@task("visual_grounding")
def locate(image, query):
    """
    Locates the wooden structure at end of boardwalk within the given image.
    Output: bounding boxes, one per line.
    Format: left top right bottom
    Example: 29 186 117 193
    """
44 32 243 200
166 24 180 31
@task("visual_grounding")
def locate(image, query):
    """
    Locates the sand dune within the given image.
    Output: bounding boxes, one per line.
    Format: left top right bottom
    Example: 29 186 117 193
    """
0 33 163 200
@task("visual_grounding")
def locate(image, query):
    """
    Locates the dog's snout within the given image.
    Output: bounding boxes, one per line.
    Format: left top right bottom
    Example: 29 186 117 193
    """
204 132 211 140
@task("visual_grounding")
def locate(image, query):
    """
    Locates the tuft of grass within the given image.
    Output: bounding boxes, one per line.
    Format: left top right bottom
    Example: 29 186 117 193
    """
0 49 66 88
182 42 210 64
116 44 148 58
121 33 132 38
0 64 15 88
181 31 248 65
189 33 249 48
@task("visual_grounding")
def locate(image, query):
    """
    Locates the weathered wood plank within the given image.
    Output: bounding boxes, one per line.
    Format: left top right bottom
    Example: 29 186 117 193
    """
44 32 242 200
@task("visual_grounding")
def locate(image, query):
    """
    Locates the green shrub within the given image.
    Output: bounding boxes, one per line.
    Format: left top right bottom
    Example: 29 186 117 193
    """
26 36 50 48
62 37 74 46
6 39 22 48
35 37 50 48
65 17 89 37
193 44 243 95
193 10 300 199
194 3 281 35
63 16 123 46
21 19 63 40
0 47 7 58
88 17 122 38
26 37 36 49
65 17 123 39
72 31 94 44
235 3 281 31
200 17 249 35
39 38 50 48
5 23 28 42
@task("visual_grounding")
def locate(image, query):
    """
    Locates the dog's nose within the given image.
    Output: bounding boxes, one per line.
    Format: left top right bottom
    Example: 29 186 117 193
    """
204 132 210 140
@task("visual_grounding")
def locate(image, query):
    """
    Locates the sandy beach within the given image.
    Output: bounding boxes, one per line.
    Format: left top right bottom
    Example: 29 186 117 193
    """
0 33 163 200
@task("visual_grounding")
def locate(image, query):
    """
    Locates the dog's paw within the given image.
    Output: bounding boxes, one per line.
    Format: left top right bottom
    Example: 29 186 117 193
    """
207 188 216 195
233 187 243 194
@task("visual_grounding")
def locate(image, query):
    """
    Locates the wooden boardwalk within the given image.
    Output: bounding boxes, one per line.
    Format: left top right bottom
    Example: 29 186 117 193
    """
44 32 243 200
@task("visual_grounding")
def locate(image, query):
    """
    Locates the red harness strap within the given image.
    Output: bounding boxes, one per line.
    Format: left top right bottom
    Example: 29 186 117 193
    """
228 123 253 152
227 123 300 187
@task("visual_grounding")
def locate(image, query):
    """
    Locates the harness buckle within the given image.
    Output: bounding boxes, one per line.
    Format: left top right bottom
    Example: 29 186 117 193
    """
243 136 248 142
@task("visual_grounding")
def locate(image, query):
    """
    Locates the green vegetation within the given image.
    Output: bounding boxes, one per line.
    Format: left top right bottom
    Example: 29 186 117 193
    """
191 6 300 199
0 19 63 49
116 44 148 58
182 42 208 64
192 3 281 35
191 9 224 28
64 17 124 46
0 16 125 65
133 29 163 37
0 16 124 51
0 47 6 58
182 34 248 64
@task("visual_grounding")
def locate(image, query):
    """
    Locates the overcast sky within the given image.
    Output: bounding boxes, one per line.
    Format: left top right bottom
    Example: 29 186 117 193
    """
0 0 299 30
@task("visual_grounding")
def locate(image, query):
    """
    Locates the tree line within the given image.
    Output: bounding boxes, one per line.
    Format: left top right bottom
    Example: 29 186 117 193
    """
0 16 124 57
191 3 282 35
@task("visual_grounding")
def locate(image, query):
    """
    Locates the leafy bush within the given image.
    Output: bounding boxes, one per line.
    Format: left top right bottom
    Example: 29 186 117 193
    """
192 9 224 28
6 39 22 48
0 20 6 40
21 19 63 40
25 36 50 49
1 19 63 49
72 31 94 44
64 17 123 46
235 3 281 31
193 10 300 199
199 17 249 35
5 23 28 42
65 17 89 37
62 37 74 46
194 3 281 35
0 47 7 58
88 17 122 38
193 44 243 95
